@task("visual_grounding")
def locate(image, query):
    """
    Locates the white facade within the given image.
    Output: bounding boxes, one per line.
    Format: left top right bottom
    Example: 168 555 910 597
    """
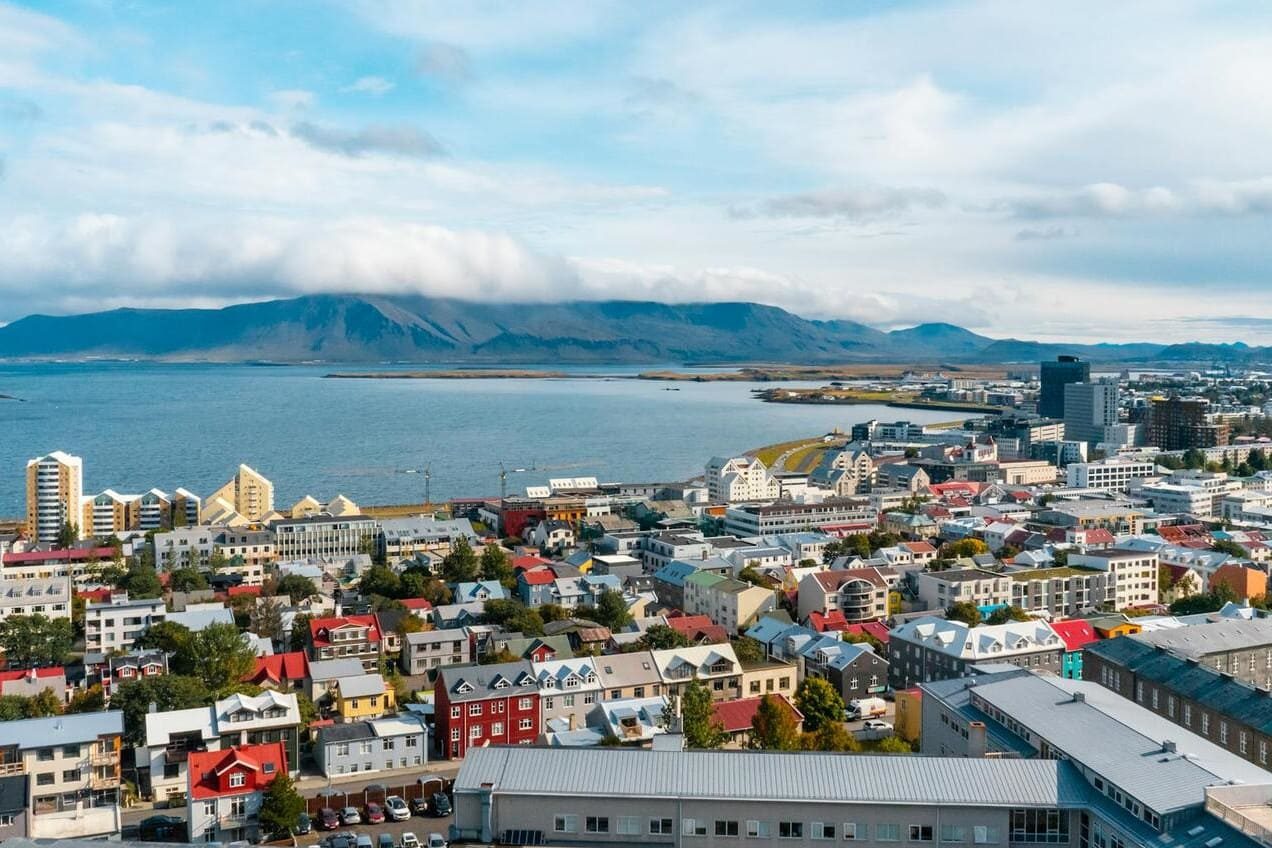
706 456 780 503
1063 381 1119 446
1067 550 1159 610
84 594 166 654
1065 457 1157 492
0 577 71 621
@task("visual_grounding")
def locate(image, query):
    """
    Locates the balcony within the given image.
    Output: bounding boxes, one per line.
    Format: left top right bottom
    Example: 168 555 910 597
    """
91 749 119 767
90 772 120 791
0 761 25 776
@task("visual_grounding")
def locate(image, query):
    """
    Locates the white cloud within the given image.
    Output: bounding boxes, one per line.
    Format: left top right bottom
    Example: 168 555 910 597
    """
340 76 395 96
267 89 317 111
290 121 445 158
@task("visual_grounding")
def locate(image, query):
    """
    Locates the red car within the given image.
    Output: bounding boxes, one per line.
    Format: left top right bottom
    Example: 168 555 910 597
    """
319 808 341 831
365 802 386 825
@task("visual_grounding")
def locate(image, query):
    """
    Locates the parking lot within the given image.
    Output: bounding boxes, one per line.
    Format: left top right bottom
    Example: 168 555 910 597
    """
303 809 454 848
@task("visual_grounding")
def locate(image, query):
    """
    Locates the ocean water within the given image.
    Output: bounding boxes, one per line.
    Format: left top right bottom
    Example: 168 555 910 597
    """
0 363 961 517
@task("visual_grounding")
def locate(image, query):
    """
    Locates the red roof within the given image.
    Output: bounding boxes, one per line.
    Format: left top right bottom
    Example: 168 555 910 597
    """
2 547 116 564
807 610 850 633
0 666 64 683
76 588 112 603
188 741 286 800
401 598 433 611
711 694 802 733
227 585 262 598
513 555 552 572
247 651 309 685
664 614 728 644
519 567 555 586
1049 619 1098 653
842 621 891 644
901 541 936 555
309 614 381 648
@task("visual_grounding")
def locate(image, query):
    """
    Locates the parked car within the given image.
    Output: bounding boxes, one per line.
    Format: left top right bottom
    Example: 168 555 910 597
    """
427 833 448 848
296 811 312 835
862 719 894 732
400 833 420 848
365 802 386 824
430 793 452 817
319 808 341 831
378 834 395 848
356 835 374 848
410 796 430 816
323 836 353 848
385 796 411 822
341 806 362 826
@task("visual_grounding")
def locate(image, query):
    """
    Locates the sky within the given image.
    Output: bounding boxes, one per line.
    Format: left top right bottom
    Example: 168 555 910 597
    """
3 1 1272 342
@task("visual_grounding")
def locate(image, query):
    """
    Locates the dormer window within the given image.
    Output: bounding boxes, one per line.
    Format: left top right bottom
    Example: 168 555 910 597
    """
229 772 246 788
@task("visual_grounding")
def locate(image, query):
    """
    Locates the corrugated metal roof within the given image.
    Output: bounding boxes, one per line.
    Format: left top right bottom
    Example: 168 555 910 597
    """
455 746 1090 807
0 711 123 749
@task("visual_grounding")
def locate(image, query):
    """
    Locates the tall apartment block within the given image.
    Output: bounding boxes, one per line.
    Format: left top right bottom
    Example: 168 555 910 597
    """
204 464 274 523
25 451 84 543
1038 355 1088 419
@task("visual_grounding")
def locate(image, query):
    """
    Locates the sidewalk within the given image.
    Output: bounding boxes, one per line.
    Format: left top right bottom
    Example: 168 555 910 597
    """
296 760 463 794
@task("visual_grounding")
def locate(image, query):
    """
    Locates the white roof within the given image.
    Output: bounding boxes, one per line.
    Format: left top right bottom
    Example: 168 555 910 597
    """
892 615 1062 659
336 674 386 697
144 705 217 747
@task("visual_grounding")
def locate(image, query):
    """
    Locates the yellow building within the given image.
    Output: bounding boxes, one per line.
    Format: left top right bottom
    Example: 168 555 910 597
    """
204 464 274 523
894 688 923 744
25 451 83 543
739 659 798 700
332 673 396 721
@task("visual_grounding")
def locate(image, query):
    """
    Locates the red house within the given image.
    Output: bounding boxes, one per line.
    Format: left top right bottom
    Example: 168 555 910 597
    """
187 741 286 843
664 613 729 644
308 614 382 671
435 660 540 759
245 651 309 691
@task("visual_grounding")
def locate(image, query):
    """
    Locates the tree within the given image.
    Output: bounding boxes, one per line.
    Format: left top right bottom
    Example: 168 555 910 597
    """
749 694 801 750
480 544 514 587
538 603 569 624
295 690 318 728
481 599 545 637
843 630 885 654
939 538 989 559
794 677 845 733
1170 585 1238 616
117 562 162 599
289 613 313 652
1052 548 1069 567
168 566 208 593
738 565 768 587
638 624 691 651
258 771 306 838
1211 539 1249 558
185 622 258 693
873 735 913 754
985 605 1031 625
0 690 61 720
113 674 207 744
594 589 633 631
732 636 767 665
0 614 73 667
140 620 193 659
803 721 860 752
276 574 318 604
251 597 286 645
945 601 982 627
681 680 728 749
441 537 480 584
56 522 79 549
359 564 403 600
67 684 105 713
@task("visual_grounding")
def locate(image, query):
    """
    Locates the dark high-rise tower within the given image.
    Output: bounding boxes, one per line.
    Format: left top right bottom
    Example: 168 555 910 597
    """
1039 355 1089 419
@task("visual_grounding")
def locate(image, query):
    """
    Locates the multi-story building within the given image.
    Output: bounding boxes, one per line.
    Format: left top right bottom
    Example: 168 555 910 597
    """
378 516 478 564
308 614 383 672
916 568 1011 612
1148 397 1230 451
81 489 140 538
888 616 1064 688
1008 568 1115 617
796 567 896 623
798 636 889 701
0 577 71 621
1037 501 1151 535
639 532 714 571
137 489 173 531
402 628 473 675
435 660 541 759
84 593 165 654
651 643 742 702
173 487 202 527
331 673 396 721
1066 549 1159 610
724 499 876 537
0 545 119 585
270 513 379 560
25 451 83 543
96 649 167 700
705 456 779 503
682 571 775 633
153 525 217 569
1065 457 1158 492
532 658 606 731
1063 381 1119 446
186 741 286 843
213 528 276 574
0 712 124 839
593 650 664 701
204 463 275 524
1039 355 1089 419
314 714 428 778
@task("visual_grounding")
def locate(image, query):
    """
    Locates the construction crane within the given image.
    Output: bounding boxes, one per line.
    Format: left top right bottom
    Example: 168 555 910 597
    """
423 463 431 506
498 462 530 499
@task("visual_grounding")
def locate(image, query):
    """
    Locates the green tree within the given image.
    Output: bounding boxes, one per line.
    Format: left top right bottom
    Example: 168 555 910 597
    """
26 688 62 717
140 620 193 659
295 690 318 728
1211 539 1249 558
939 538 989 559
275 574 318 604
843 631 885 654
289 613 313 652
1052 548 1069 567
945 601 982 627
985 605 1032 625
681 680 728 749
250 597 286 645
55 522 79 549
117 562 162 599
359 564 403 599
593 589 633 631
113 674 207 744
0 614 73 667
794 677 845 733
67 684 106 713
441 537 480 584
637 624 691 651
481 599 545 637
738 565 768 587
732 636 767 665
479 544 514 587
168 566 208 593
749 694 801 750
872 735 913 753
538 603 569 624
803 721 860 752
258 771 306 838
185 621 258 692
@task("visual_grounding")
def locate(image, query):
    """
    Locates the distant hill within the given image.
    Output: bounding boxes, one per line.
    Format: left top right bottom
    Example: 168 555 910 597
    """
0 294 1256 364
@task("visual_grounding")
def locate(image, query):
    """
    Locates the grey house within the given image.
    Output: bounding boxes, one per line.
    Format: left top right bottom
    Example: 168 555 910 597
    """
314 715 428 778
402 628 472 676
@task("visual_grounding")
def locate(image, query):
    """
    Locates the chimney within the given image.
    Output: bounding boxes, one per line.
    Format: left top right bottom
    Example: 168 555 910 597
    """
479 783 495 844
1072 692 1085 703
148 701 159 714
1162 740 1177 754
568 713 578 732
968 721 988 758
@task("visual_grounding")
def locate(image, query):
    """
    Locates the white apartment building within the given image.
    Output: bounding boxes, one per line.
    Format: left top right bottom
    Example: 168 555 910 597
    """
0 577 71 621
270 514 379 560
25 451 83 543
705 456 780 503
1065 457 1158 492
1222 489 1272 524
1063 381 1119 446
82 489 140 538
84 593 166 654
916 568 1011 612
153 525 216 569
1066 549 1159 610
723 499 876 536
1142 472 1242 519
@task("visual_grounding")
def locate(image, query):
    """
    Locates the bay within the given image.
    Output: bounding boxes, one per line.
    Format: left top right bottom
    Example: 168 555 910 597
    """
0 362 962 517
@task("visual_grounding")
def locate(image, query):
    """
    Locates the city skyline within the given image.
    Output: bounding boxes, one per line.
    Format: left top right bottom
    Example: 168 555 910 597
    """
4 2 1272 342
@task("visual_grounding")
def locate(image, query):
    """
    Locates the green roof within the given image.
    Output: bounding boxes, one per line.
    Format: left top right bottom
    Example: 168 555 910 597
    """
684 571 728 588
1008 567 1102 581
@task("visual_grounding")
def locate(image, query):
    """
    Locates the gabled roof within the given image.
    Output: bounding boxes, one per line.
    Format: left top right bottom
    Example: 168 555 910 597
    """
520 566 555 586
309 613 381 648
439 660 538 702
247 650 309 685
188 741 286 800
335 673 387 698
711 694 803 733
1049 619 1098 653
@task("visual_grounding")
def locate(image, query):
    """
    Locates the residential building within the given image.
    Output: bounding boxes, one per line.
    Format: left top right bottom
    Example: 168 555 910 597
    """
590 696 668 745
533 658 605 731
711 695 803 748
1063 381 1119 446
402 628 472 675
594 651 664 701
1148 397 1230 451
81 489 140 537
796 567 896 623
0 712 124 839
332 673 396 721
314 714 427 778
738 658 797 700
1066 457 1159 493
83 593 165 654
651 643 742 701
888 616 1064 688
378 516 478 564
186 741 286 844
434 660 541 759
1049 619 1098 679
1039 355 1089 419
0 546 118 585
212 528 276 575
97 650 168 699
705 456 779 503
639 532 713 571
153 525 217 569
549 574 623 610
1066 549 1159 610
724 499 877 537
531 519 576 552
1037 501 1150 534
799 636 890 701
1008 568 1118 617
0 577 71 621
916 569 1011 613
682 571 775 633
204 464 275 524
305 657 366 703
25 451 83 543
244 651 308 691
307 614 382 672
270 513 379 560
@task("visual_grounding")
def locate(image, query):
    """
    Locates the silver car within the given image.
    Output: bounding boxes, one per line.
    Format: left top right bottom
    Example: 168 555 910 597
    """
385 795 411 822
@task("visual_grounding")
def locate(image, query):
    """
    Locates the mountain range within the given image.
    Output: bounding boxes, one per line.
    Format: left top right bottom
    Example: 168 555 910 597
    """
0 294 1260 365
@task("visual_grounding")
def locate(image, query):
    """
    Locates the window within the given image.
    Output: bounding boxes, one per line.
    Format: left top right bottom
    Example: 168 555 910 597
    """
61 769 81 782
518 718 533 730
37 749 53 762
62 745 81 758
518 698 533 710
684 818 708 836
780 822 804 839
491 722 504 735
910 826 934 842
554 815 577 834
450 729 460 741
941 826 966 843
843 823 861 841
973 827 999 844
469 703 482 716
450 707 460 719
813 822 836 840
361 742 374 755
1009 809 1069 843
651 819 674 835
716 820 740 837
36 773 54 786
586 816 610 834
406 735 419 748
470 725 483 739
228 773 245 788
747 820 771 838
618 817 640 835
